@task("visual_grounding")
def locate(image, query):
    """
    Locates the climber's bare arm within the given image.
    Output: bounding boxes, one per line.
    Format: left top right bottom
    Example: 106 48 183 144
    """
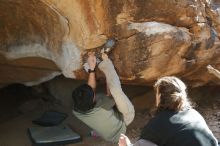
87 52 97 91
207 65 220 79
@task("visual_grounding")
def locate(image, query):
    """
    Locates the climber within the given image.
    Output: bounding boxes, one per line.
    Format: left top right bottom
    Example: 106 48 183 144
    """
72 50 135 143
118 76 218 146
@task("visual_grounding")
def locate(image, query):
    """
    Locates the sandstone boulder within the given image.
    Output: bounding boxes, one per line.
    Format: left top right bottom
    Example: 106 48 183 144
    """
1 0 220 87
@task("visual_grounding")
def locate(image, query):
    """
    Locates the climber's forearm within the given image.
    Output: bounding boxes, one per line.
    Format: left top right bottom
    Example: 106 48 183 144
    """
87 72 96 91
87 52 97 91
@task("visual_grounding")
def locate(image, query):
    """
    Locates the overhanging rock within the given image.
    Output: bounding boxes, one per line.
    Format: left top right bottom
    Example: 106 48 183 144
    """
0 0 220 87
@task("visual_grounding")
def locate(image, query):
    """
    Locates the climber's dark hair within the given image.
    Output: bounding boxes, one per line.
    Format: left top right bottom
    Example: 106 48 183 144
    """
72 84 95 113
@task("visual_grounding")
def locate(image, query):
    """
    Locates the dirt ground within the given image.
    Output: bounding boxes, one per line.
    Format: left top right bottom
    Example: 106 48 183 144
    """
0 84 219 146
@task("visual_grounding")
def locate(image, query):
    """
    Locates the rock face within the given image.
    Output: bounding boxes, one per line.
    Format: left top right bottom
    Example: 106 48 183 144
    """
1 0 220 87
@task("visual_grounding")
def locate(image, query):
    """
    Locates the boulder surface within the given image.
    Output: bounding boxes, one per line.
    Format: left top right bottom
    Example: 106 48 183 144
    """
1 0 220 87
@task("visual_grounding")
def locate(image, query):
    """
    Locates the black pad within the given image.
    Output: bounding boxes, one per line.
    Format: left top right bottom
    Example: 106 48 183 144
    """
32 111 67 127
28 125 81 146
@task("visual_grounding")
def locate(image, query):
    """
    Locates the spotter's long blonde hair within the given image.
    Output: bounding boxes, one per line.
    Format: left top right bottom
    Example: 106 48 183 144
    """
154 76 193 112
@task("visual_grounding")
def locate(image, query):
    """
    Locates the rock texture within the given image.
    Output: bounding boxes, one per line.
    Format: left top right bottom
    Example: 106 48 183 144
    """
1 0 220 87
